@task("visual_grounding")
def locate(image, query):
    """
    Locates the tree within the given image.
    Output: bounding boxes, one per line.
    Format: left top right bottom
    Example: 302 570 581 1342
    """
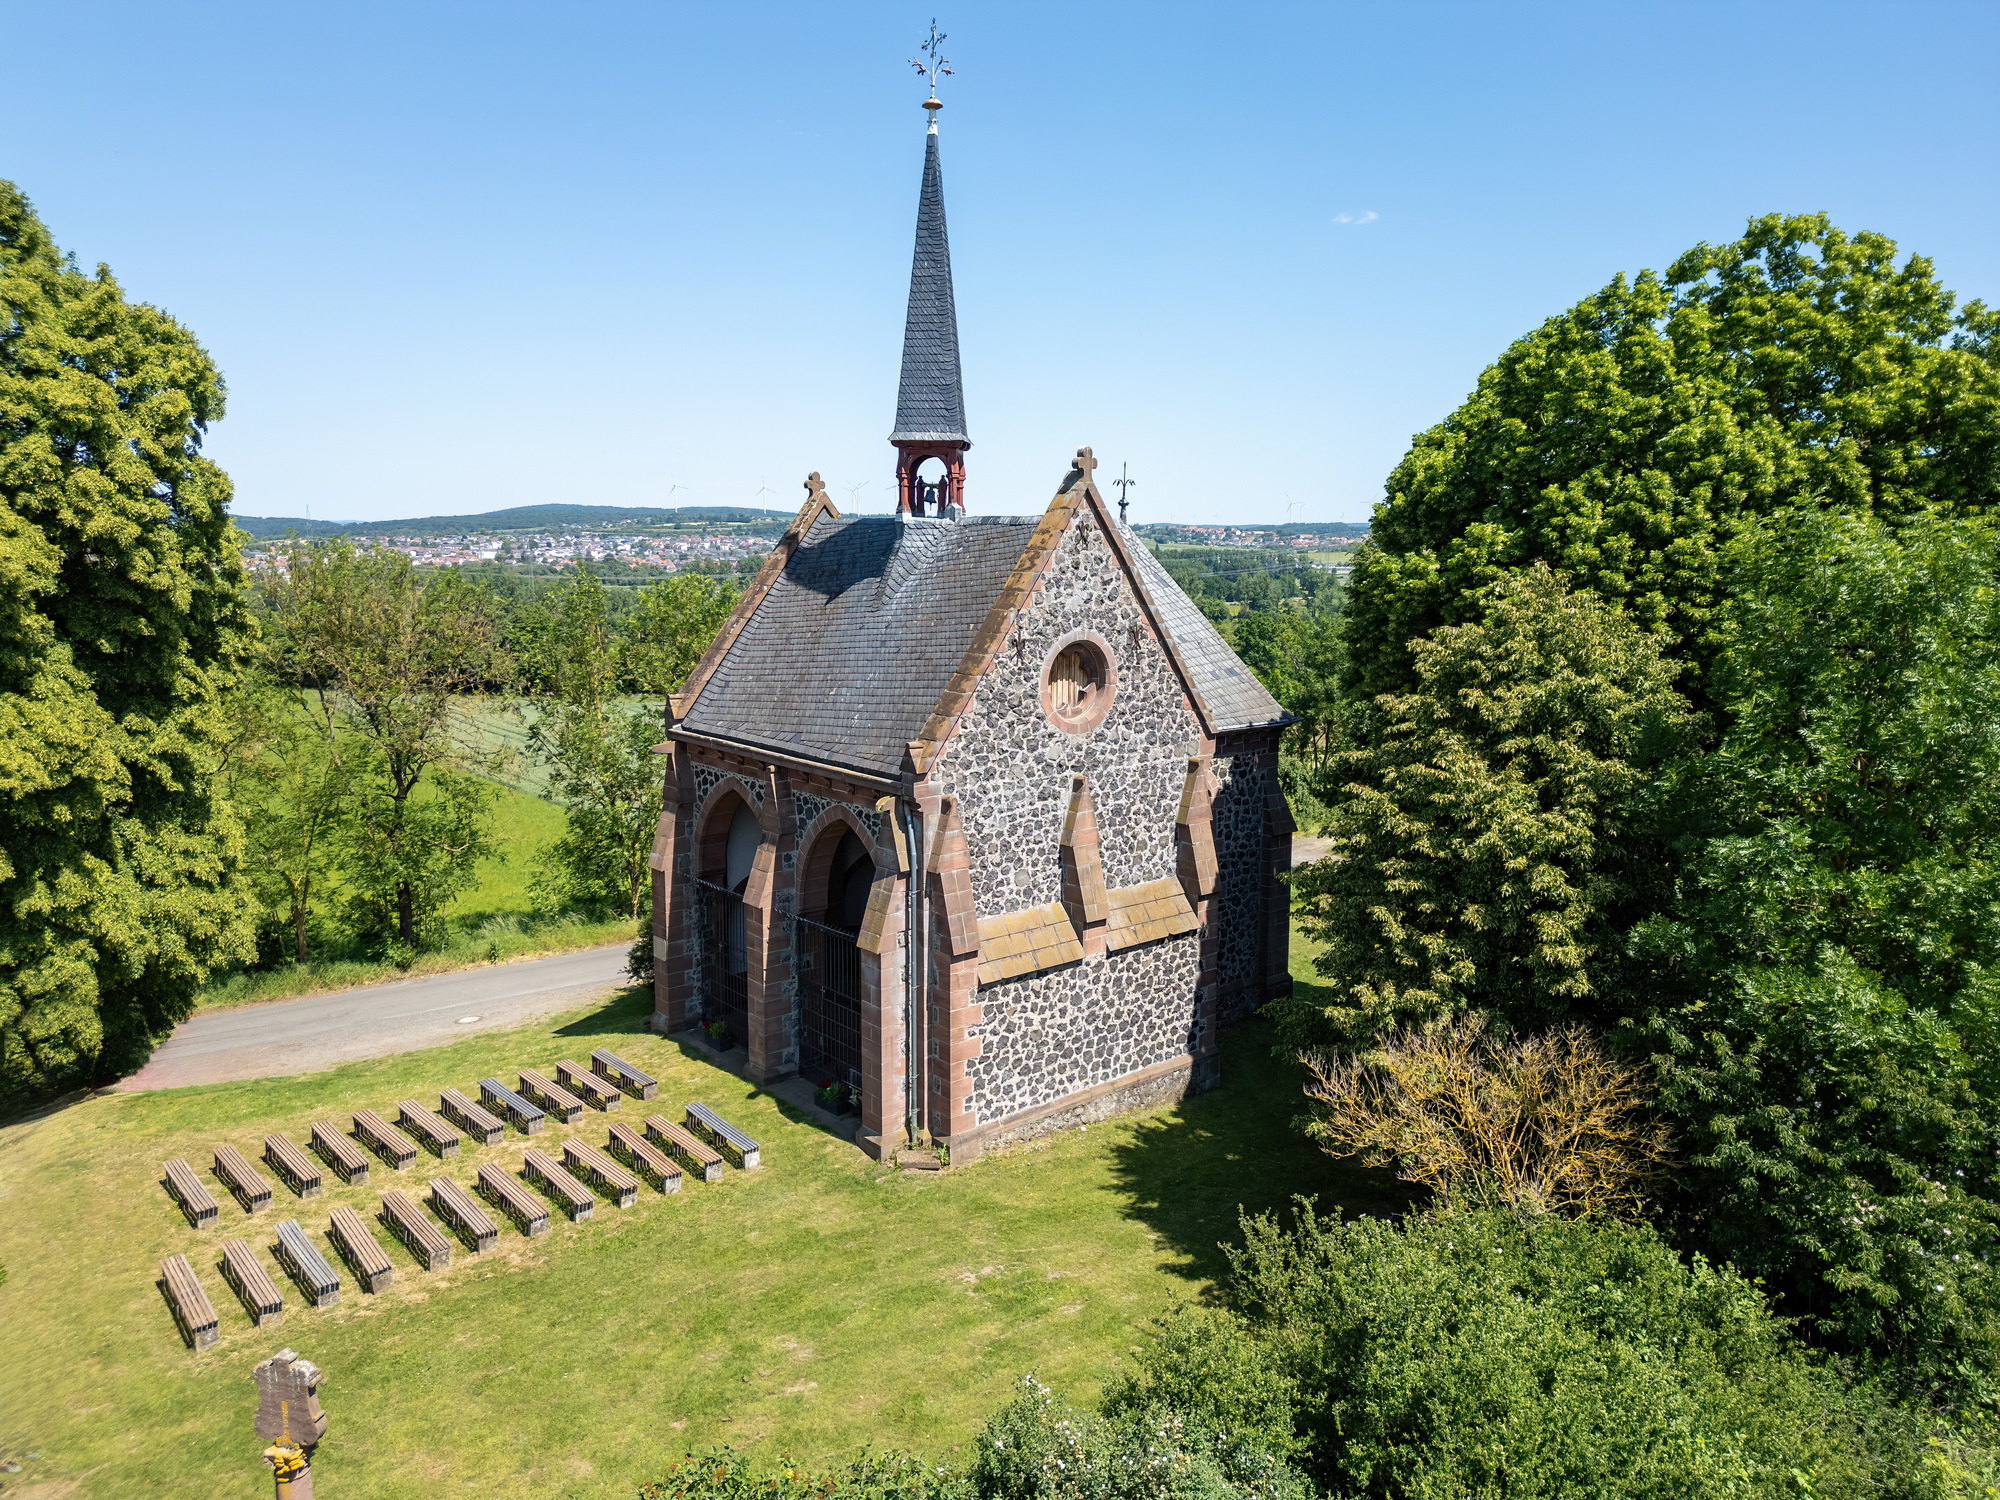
266 542 504 950
0 181 256 1111
522 568 663 920
215 669 353 964
1343 214 2000 705
1634 511 2000 1400
624 572 734 702
1233 603 1345 780
1282 566 1694 1049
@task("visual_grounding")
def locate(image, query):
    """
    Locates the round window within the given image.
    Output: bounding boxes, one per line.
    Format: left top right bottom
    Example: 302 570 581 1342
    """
1041 637 1115 732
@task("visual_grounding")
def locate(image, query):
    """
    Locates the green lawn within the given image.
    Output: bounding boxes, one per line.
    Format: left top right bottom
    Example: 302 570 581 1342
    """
199 778 633 1012
0 969 1390 1497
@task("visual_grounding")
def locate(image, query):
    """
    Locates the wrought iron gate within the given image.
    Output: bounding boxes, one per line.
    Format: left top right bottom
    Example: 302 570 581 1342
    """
794 913 862 1091
694 878 749 1045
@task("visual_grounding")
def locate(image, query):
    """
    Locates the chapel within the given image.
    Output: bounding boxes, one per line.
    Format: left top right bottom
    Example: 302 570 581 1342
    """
647 89 1293 1163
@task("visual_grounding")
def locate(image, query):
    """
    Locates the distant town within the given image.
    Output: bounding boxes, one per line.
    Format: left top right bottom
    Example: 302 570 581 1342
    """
231 504 1370 576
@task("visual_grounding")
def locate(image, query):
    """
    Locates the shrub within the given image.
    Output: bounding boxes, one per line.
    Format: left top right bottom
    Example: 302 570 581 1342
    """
1302 1015 1668 1219
1120 1203 1955 1499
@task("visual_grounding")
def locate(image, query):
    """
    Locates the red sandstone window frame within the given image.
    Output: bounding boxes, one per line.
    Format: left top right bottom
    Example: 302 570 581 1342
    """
1038 631 1116 735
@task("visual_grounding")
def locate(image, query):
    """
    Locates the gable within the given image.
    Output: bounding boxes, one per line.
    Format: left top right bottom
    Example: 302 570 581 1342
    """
676 455 1287 780
677 512 1038 777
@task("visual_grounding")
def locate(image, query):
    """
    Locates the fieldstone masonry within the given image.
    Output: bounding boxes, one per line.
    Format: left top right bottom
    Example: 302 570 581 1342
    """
654 460 1290 1162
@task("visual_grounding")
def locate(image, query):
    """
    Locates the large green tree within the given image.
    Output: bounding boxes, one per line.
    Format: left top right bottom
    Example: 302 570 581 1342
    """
0 182 256 1111
266 542 505 951
1285 566 1693 1047
1344 214 2000 703
1636 512 2000 1400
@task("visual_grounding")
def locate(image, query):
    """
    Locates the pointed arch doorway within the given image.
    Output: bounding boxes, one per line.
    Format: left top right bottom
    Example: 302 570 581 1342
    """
694 796 760 1046
795 826 871 1100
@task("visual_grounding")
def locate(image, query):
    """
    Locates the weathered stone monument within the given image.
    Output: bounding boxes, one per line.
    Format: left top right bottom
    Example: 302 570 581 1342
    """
253 1349 325 1497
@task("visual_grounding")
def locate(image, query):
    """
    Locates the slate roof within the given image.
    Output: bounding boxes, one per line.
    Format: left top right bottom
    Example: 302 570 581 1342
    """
890 127 968 445
679 511 1290 778
1127 540 1289 733
680 514 1031 776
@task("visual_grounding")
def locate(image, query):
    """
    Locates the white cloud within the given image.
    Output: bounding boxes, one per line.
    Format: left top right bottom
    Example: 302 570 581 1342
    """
1333 210 1379 225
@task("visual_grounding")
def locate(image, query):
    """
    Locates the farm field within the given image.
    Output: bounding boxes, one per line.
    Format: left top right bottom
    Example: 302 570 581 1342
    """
0 968 1385 1498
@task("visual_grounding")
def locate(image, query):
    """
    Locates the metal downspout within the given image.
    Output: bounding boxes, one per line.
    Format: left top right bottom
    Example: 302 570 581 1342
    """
899 799 925 1147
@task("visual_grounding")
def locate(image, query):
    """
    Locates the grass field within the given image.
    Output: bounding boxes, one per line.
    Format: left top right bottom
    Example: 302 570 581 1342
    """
0 956 1390 1498
197 779 637 1013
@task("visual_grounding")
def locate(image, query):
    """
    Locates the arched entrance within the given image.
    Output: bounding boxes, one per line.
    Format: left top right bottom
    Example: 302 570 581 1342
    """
694 795 761 1046
795 825 872 1099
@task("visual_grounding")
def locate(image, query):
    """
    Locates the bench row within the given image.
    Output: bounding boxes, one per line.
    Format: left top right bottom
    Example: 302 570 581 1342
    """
165 1091 755 1225
158 1118 714 1349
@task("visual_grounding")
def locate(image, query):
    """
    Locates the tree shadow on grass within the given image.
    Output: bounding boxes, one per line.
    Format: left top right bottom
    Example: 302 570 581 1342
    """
551 984 655 1037
1105 1014 1417 1294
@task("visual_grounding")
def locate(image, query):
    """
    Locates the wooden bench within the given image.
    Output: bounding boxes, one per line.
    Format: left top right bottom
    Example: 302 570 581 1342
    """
522 1149 595 1221
645 1114 724 1182
562 1139 639 1208
607 1121 682 1193
476 1163 549 1237
517 1069 583 1125
272 1219 340 1308
555 1059 621 1110
329 1204 395 1292
397 1100 461 1158
430 1176 500 1252
264 1134 322 1198
439 1087 505 1145
352 1109 418 1171
591 1047 657 1100
160 1252 219 1349
380 1189 452 1270
310 1120 369 1185
213 1144 273 1212
163 1158 219 1227
221 1238 283 1327
478 1078 546 1134
686 1102 761 1169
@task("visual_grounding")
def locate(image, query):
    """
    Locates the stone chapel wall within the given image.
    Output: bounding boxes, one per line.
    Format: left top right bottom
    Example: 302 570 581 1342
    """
932 514 1209 1123
1209 749 1272 1024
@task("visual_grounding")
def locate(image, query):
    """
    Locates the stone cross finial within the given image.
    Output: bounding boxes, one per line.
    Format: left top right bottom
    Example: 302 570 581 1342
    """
253 1349 327 1446
1072 446 1097 479
804 472 827 501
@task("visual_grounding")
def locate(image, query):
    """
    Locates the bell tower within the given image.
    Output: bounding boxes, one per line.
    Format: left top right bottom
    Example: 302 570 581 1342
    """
891 26 969 516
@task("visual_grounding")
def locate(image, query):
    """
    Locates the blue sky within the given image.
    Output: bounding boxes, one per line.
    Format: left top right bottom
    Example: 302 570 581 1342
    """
6 2 1996 524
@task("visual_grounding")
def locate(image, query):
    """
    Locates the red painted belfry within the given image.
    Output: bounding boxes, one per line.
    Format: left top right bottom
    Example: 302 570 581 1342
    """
891 90 969 516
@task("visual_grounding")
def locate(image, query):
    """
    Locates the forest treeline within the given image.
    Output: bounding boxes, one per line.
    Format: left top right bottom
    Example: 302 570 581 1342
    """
11 170 2000 1490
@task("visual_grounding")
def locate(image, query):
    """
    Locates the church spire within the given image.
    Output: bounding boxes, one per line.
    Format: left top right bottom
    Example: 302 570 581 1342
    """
893 23 968 516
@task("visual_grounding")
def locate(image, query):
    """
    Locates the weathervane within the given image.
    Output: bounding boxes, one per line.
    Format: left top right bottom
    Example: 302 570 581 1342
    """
1113 462 1137 524
910 19 954 109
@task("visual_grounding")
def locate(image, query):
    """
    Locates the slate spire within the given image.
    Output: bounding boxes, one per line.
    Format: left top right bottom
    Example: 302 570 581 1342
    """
892 101 970 514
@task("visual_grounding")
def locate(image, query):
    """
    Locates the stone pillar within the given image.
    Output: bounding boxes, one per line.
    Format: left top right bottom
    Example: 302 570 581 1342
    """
926 793 985 1156
855 797 909 1159
741 764 792 1085
1259 737 1296 1003
650 738 697 1034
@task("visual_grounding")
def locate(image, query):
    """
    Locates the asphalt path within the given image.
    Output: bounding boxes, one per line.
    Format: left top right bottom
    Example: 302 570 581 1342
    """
120 942 635 1091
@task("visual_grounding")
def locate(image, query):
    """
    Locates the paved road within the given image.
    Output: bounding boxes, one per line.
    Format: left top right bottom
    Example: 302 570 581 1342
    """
1292 834 1331 865
121 942 636 1091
